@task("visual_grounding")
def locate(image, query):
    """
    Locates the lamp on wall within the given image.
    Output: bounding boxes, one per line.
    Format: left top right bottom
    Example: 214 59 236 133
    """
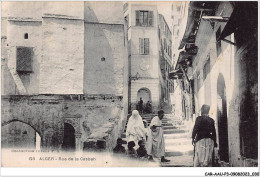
130 72 140 81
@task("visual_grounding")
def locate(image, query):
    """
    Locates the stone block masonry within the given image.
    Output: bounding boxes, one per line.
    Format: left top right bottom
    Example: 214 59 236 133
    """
1 94 127 151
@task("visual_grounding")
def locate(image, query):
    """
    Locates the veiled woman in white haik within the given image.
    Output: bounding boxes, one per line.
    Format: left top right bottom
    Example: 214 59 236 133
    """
126 110 146 147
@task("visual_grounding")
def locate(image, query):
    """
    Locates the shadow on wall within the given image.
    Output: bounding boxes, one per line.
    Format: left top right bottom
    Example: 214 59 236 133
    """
84 2 124 95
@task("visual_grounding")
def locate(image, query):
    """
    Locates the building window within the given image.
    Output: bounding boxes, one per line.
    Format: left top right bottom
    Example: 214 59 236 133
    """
16 47 33 73
216 27 222 56
24 33 28 39
139 38 149 55
136 11 153 27
203 56 210 80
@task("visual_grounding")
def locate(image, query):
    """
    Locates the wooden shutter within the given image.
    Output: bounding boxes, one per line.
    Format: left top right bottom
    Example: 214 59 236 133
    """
144 38 149 54
148 11 153 26
136 11 140 26
143 11 148 26
139 38 144 54
16 47 33 73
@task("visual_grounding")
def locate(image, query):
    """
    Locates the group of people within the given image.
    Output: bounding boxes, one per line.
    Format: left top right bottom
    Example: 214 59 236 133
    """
136 98 152 114
114 104 218 167
113 109 170 162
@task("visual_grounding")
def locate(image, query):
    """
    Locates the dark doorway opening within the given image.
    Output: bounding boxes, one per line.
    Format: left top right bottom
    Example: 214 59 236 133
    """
217 74 229 162
62 123 75 151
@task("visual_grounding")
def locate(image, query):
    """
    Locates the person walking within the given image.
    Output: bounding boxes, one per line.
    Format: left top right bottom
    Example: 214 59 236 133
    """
126 110 146 148
147 110 170 162
192 104 217 167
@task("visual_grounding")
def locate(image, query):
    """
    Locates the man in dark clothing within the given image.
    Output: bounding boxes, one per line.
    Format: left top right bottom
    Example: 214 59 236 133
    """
139 98 143 114
113 138 126 154
192 104 217 167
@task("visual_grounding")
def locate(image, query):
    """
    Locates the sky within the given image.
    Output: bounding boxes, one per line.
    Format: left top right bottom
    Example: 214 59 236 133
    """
157 2 173 29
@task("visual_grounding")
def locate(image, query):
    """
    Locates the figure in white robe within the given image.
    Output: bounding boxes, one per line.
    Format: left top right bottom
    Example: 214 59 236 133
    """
126 110 146 148
146 110 170 162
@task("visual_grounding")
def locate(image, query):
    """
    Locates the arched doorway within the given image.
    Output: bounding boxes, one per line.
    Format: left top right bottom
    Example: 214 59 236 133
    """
1 121 41 149
137 88 151 104
62 123 75 151
217 74 229 162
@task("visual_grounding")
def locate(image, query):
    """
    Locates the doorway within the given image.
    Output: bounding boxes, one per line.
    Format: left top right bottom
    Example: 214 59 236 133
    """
137 88 151 104
217 74 229 162
62 123 75 151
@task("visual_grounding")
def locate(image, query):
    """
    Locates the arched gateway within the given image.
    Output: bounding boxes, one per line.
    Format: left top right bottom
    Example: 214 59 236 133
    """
137 87 151 103
1 96 64 150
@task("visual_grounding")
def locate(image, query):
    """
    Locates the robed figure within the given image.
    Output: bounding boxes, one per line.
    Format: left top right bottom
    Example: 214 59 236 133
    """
147 110 170 162
126 110 146 147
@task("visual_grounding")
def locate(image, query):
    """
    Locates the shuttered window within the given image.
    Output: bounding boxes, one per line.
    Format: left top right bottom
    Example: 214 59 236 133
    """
148 11 153 26
139 38 149 55
139 38 144 54
16 47 33 73
136 10 153 27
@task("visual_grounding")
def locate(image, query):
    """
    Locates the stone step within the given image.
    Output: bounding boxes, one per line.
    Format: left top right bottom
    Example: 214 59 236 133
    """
124 123 173 129
123 128 187 134
165 144 194 153
123 127 180 133
163 129 187 134
164 133 190 139
160 155 193 167
126 119 170 123
163 125 188 130
162 126 178 130
165 150 194 157
165 138 191 146
121 137 193 151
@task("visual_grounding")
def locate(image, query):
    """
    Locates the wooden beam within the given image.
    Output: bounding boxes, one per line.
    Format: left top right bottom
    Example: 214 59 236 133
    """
202 16 229 22
191 7 214 12
222 38 236 46
180 65 190 83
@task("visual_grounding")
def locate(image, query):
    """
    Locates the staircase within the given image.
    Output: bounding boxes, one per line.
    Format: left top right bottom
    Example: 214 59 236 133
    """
121 114 194 167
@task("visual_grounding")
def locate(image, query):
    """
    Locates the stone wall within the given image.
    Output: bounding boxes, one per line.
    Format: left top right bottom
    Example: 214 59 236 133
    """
84 23 125 95
1 121 37 149
1 95 64 150
6 20 42 95
191 2 258 166
1 1 128 153
63 95 125 151
40 17 84 94
1 95 126 151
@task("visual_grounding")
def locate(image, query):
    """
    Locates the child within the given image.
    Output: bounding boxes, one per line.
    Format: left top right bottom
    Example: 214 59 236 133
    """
137 140 154 161
113 138 126 154
126 141 137 158
136 140 147 158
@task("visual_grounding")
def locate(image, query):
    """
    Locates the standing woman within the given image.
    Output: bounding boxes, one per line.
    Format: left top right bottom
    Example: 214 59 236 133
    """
192 104 217 167
126 110 146 148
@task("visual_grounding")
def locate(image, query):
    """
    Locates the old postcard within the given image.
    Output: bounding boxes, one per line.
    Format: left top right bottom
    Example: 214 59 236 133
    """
1 1 259 173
